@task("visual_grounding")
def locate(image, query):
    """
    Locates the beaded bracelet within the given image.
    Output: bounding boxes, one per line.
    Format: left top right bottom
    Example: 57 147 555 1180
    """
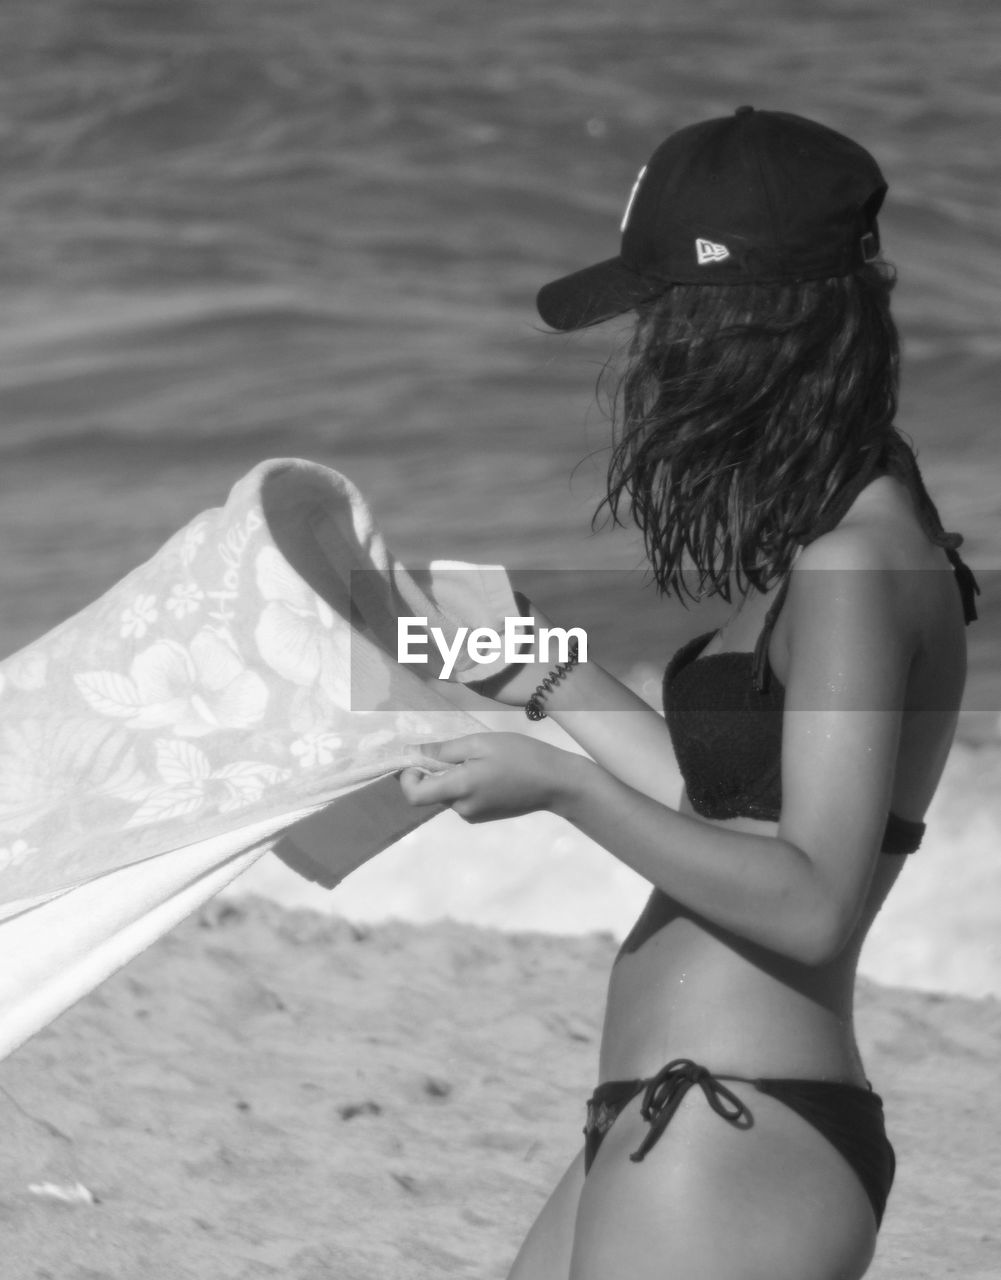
525 637 580 721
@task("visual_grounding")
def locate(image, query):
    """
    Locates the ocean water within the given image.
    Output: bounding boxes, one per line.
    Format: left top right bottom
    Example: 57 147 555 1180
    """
1 0 999 994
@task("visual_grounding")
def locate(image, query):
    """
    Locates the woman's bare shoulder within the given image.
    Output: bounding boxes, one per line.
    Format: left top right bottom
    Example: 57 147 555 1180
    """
786 478 967 726
791 475 960 634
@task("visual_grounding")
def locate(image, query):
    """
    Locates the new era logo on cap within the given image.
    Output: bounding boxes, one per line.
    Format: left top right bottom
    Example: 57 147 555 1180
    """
696 238 730 265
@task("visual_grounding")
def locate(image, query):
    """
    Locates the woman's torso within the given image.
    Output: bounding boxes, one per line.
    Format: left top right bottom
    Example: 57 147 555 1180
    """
599 472 968 1084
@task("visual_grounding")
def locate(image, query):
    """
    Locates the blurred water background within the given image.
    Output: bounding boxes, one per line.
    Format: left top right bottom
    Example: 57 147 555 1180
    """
1 0 998 995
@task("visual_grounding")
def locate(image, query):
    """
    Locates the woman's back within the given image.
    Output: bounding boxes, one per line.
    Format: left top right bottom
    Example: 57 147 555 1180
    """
768 469 969 826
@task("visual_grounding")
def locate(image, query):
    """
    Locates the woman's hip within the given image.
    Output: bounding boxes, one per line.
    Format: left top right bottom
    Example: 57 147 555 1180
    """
571 1061 885 1279
582 1057 893 1227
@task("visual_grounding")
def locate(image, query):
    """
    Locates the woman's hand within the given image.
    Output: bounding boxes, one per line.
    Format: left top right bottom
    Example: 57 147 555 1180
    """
398 733 587 823
463 594 558 707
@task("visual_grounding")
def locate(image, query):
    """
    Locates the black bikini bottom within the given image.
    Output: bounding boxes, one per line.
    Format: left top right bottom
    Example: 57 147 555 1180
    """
583 1058 895 1228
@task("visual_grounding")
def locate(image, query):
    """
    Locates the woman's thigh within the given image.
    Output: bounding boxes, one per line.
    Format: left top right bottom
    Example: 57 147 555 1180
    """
569 1088 878 1280
507 1148 587 1280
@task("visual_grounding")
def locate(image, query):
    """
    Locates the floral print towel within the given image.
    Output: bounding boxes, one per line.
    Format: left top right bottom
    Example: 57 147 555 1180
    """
0 459 509 918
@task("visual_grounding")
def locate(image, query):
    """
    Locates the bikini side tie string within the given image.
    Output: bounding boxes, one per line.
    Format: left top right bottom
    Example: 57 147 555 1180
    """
629 1058 754 1165
945 547 980 624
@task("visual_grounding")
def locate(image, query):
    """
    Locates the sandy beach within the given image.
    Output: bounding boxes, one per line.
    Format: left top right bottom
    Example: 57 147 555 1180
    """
0 897 997 1280
1 4 998 1277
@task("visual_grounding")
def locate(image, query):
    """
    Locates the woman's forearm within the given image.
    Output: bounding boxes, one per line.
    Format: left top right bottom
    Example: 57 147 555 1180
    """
553 755 842 965
531 658 683 808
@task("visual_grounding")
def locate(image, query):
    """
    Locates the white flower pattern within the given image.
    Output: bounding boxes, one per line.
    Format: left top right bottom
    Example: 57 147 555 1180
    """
0 461 485 913
75 629 269 738
289 732 344 769
254 546 353 707
165 582 204 619
120 594 159 639
6 651 48 692
0 840 34 873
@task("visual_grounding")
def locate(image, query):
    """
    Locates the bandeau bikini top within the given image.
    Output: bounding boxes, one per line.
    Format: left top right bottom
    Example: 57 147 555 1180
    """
663 443 980 855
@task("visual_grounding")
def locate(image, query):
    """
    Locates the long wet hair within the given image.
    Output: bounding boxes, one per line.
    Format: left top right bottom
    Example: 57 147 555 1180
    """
596 263 907 603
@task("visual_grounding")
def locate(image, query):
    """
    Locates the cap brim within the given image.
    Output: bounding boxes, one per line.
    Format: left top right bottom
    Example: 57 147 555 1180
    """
536 256 670 331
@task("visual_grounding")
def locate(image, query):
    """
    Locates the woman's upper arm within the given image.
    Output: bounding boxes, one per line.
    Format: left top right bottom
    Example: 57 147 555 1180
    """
777 533 918 950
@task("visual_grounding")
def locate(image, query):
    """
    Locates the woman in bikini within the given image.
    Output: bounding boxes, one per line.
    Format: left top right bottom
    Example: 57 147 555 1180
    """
399 107 977 1280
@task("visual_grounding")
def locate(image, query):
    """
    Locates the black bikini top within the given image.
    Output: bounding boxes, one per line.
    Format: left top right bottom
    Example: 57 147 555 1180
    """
663 442 980 855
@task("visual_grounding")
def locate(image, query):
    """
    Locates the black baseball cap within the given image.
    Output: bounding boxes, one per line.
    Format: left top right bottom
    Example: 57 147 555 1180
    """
536 106 888 331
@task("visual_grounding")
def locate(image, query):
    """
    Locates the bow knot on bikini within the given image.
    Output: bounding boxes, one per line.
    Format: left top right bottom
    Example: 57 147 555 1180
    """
630 1058 754 1165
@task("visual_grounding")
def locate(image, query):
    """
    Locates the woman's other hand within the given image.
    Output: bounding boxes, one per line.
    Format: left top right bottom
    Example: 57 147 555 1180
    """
463 594 560 706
